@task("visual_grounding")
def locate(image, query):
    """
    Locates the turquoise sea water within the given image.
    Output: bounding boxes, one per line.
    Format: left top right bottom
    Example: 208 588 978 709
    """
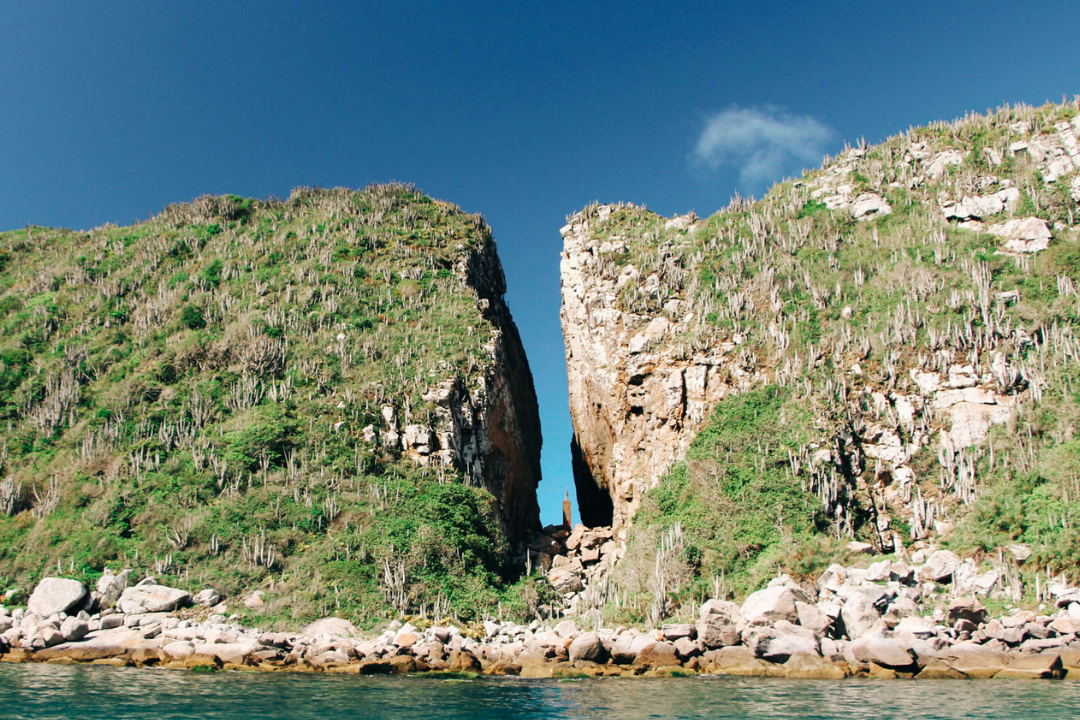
2 664 1078 720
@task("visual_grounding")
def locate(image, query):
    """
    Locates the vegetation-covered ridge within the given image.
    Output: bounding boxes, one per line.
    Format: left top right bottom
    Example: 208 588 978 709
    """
0 183 544 626
560 99 1080 627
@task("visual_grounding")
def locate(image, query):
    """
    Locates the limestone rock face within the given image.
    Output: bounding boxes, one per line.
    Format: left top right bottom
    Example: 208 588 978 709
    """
560 207 742 529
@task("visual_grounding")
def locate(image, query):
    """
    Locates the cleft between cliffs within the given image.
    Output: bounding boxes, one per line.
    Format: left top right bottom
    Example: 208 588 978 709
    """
0 184 543 625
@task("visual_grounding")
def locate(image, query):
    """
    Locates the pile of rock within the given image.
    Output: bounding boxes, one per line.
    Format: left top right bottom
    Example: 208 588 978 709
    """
679 548 1080 680
525 523 617 608
3 552 1080 679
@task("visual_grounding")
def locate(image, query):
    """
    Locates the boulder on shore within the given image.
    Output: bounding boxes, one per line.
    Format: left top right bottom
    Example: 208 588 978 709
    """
739 586 806 625
568 632 606 663
116 584 191 614
929 642 1009 679
850 633 916 670
994 652 1065 680
742 620 819 662
301 617 360 638
632 640 681 669
96 570 131 609
784 651 847 679
27 578 87 618
705 646 784 677
697 599 742 648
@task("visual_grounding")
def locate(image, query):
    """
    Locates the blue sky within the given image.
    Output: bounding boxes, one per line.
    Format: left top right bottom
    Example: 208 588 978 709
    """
2 1 1077 525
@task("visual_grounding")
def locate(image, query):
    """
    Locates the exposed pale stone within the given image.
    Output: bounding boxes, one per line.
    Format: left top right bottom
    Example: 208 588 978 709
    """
193 589 221 607
568 632 606 663
697 599 742 648
742 620 819 662
948 597 987 625
546 565 584 594
850 634 915 669
845 541 875 555
609 633 647 664
311 650 351 668
941 188 1019 220
740 586 806 625
27 578 87 618
915 550 961 582
784 651 847 679
560 209 736 528
840 592 881 639
851 193 891 220
988 217 1052 253
895 616 935 639
162 641 196 660
96 570 131 609
704 646 782 677
673 637 699 658
660 623 694 641
995 651 1065 680
936 642 1009 679
448 649 482 672
59 617 89 642
795 601 832 636
632 640 681 669
116 584 191 615
926 150 965 178
39 626 64 647
300 618 359 639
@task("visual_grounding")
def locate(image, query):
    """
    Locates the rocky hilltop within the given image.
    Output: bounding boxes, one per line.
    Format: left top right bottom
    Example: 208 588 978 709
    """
561 100 1080 619
0 184 541 623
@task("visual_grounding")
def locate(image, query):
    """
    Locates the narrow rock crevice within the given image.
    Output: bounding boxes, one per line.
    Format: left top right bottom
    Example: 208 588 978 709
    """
570 435 613 528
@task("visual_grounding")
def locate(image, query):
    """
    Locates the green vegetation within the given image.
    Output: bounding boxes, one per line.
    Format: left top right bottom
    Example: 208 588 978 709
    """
610 387 836 625
0 184 543 626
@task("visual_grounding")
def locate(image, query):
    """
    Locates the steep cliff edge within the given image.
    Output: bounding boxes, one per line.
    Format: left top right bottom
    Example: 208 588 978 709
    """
382 233 542 538
561 209 741 531
0 184 541 623
561 100 1080 616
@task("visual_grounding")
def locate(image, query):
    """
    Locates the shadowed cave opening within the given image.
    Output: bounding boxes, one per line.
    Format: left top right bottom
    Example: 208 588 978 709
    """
569 434 614 527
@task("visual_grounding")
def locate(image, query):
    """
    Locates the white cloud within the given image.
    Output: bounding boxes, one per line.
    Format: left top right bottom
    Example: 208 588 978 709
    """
692 105 835 189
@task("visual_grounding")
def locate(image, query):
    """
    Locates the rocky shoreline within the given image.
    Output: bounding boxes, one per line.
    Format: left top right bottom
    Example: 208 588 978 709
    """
3 549 1080 680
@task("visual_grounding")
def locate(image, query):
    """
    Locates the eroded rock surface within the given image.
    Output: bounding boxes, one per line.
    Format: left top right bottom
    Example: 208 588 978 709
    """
561 208 743 529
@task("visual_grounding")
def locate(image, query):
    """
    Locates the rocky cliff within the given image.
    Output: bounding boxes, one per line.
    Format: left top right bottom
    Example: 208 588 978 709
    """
374 233 542 538
0 184 541 622
561 101 1080 611
561 208 739 531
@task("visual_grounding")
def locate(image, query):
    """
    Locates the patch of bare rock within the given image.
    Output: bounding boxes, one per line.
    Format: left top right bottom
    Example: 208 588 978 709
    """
4 552 1080 680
